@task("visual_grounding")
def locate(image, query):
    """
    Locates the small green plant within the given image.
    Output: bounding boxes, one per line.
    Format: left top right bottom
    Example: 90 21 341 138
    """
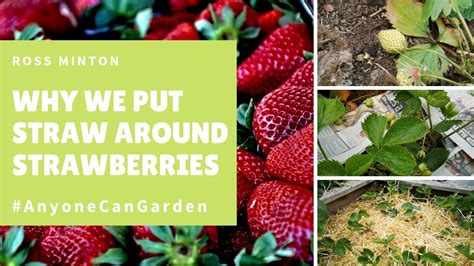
416 184 432 198
401 202 421 217
318 237 352 257
348 210 369 231
372 234 396 246
357 248 381 265
455 244 474 261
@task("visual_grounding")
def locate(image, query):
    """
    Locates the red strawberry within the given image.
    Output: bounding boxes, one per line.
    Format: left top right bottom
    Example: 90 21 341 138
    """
267 124 313 187
258 10 283 34
253 60 314 155
145 12 197 40
237 23 312 95
41 226 117 265
236 147 272 214
164 22 200 40
169 0 201 11
68 0 99 17
0 0 76 39
237 147 272 185
0 226 10 236
247 180 313 261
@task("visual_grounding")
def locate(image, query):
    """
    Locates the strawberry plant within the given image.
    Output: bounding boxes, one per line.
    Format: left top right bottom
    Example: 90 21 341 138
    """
318 91 474 176
380 0 474 85
372 234 395 246
357 248 381 265
348 210 369 231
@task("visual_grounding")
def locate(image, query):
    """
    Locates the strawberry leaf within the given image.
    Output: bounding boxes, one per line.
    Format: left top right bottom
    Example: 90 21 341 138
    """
318 160 346 176
436 19 461 47
455 244 474 260
317 95 345 133
92 248 128 265
426 90 450 107
420 252 441 263
136 239 168 254
386 0 429 37
197 253 221 265
367 146 416 176
362 114 387 148
422 0 452 21
397 44 450 84
434 120 462 133
423 148 449 171
395 91 422 116
345 154 373 176
140 256 169 266
382 117 428 146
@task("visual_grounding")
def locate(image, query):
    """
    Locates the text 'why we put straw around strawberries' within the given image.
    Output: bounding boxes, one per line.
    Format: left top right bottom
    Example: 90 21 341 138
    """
12 90 228 177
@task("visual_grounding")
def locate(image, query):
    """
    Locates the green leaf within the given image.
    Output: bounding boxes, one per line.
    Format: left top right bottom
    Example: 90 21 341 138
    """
92 248 128 265
239 27 260 39
460 3 474 20
318 200 329 235
362 114 387 148
435 120 462 133
195 20 216 39
95 7 117 27
139 256 169 266
423 148 449 171
318 237 335 248
436 19 461 47
427 90 450 107
148 226 173 243
105 226 129 247
198 253 221 265
317 95 345 133
136 239 168 254
402 251 415 263
422 0 452 21
436 195 459 209
395 91 422 116
401 202 421 216
333 238 352 256
455 244 474 260
135 8 152 38
11 240 35 265
420 252 441 263
237 99 254 130
441 102 459 118
234 250 265 265
368 146 416 176
4 227 24 257
14 24 44 40
252 232 277 257
345 154 373 176
382 117 428 146
386 0 429 37
318 160 346 176
397 44 450 84
24 263 47 266
372 234 395 245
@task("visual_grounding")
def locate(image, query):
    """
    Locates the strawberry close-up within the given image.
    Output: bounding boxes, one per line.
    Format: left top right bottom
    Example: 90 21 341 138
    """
0 0 76 39
267 123 314 187
145 12 197 40
258 9 284 35
253 60 314 155
247 180 314 262
164 22 200 40
237 23 313 96
197 1 259 29
41 226 117 265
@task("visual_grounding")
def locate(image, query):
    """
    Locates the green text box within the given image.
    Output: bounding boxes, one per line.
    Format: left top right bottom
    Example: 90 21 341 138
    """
0 41 237 225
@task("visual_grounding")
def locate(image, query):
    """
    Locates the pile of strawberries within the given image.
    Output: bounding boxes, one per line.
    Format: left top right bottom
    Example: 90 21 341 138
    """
0 0 314 265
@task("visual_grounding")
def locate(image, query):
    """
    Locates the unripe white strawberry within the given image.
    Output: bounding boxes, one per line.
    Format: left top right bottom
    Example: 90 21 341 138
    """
378 29 407 54
396 71 413 86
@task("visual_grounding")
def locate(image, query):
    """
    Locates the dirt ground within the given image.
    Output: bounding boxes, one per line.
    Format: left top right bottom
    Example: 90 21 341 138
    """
317 0 474 86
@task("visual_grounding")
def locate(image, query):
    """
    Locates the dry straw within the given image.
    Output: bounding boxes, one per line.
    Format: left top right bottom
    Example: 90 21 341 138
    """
320 193 473 265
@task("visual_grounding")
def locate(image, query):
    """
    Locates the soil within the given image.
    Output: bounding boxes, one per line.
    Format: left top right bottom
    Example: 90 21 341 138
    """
317 0 474 86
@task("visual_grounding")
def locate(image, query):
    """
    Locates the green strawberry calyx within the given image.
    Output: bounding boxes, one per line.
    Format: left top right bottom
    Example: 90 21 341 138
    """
234 231 294 265
0 227 46 266
136 226 220 266
237 99 260 154
195 4 260 41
